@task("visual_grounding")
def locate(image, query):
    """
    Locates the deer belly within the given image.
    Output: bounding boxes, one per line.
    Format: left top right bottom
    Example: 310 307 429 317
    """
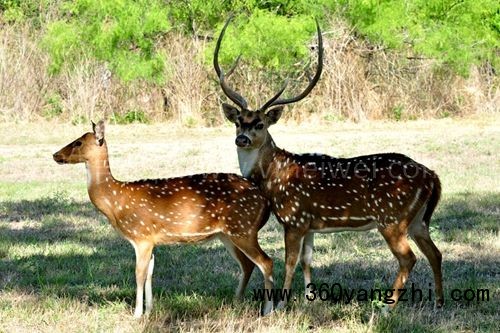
156 232 219 244
152 221 222 244
311 221 377 233
309 212 378 231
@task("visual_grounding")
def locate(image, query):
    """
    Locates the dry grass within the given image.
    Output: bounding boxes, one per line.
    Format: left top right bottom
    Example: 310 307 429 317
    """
0 24 49 121
0 19 498 125
0 116 499 332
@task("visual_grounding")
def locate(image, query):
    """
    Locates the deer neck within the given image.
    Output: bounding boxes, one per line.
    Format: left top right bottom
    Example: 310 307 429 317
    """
85 148 121 214
237 132 281 185
237 148 260 178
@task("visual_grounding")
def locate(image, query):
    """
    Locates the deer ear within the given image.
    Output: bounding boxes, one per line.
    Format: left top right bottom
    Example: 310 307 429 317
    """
265 106 284 125
91 121 97 133
222 103 240 123
94 120 105 146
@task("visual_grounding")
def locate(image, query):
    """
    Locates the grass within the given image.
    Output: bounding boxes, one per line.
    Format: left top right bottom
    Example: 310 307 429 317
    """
0 116 499 332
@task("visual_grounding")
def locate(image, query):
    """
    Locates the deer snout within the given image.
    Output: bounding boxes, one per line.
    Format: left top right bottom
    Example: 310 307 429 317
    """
53 152 66 164
235 135 251 148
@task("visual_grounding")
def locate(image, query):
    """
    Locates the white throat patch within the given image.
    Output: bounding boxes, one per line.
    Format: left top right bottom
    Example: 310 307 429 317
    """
237 148 260 178
85 162 92 188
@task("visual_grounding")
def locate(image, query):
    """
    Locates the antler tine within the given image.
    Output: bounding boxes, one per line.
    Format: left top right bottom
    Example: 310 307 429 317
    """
226 54 241 78
219 71 248 109
214 17 248 109
258 80 289 112
261 18 324 111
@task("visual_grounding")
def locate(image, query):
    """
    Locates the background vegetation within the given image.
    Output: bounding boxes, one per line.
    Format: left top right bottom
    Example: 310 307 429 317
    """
0 0 498 124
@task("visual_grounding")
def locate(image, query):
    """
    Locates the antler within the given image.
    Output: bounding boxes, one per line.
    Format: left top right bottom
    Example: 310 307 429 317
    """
258 80 289 112
214 17 323 112
214 17 248 110
259 19 323 111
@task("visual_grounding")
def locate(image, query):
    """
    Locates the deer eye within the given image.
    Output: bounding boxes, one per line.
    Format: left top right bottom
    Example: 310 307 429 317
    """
255 123 264 130
73 141 82 147
235 123 240 128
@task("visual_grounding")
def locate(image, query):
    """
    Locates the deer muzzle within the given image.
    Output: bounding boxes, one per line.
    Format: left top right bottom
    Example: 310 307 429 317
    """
235 135 251 148
53 153 66 164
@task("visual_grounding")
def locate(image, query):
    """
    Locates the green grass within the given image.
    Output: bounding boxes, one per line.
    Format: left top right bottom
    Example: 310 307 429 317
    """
0 117 499 332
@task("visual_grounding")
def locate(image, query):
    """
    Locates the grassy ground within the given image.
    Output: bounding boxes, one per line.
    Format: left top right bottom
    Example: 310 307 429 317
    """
0 116 499 332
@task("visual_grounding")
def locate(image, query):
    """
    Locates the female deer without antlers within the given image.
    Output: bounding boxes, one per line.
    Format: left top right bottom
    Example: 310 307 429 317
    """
53 121 274 317
214 17 443 310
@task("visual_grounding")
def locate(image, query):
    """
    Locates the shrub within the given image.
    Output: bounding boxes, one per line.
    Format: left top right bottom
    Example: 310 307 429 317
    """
111 109 149 124
42 93 64 119
340 0 499 76
39 1 333 81
167 0 336 32
41 0 170 83
208 10 317 73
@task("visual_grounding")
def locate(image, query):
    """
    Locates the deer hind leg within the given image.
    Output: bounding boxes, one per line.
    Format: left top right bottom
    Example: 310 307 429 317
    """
228 236 274 315
408 204 444 308
277 228 305 310
131 241 154 318
219 236 256 299
300 233 314 298
379 224 417 308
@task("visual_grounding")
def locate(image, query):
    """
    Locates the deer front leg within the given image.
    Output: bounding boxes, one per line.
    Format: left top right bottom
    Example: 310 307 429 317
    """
132 242 154 318
277 229 304 310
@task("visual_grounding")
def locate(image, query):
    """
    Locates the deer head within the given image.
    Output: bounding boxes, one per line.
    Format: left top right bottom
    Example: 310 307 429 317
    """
53 121 106 164
214 17 323 150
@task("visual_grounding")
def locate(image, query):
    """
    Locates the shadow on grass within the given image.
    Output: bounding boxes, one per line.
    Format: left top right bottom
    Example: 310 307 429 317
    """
0 196 266 322
0 191 498 328
0 194 100 222
0 223 260 323
433 191 499 241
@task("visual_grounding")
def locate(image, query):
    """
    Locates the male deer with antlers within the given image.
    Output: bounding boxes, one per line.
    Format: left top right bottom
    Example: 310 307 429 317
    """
53 121 274 317
214 18 443 310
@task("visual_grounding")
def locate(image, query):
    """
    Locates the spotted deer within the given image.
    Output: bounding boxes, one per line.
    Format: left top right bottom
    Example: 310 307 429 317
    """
52 121 274 317
214 18 443 309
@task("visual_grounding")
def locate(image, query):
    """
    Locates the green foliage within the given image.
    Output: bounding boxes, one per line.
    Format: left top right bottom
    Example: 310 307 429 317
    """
42 93 64 119
167 0 336 32
183 116 198 128
71 115 88 126
167 0 228 31
0 0 59 26
1 4 24 23
41 0 170 82
209 10 317 72
111 109 149 124
41 21 82 74
167 1 334 73
30 0 334 83
391 105 403 121
3 0 496 82
340 0 499 76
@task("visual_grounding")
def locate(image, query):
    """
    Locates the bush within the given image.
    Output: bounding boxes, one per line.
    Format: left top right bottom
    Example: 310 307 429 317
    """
41 0 170 83
4 0 496 81
208 10 317 72
0 0 62 27
340 0 499 76
167 0 335 32
39 1 333 82
111 109 149 124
